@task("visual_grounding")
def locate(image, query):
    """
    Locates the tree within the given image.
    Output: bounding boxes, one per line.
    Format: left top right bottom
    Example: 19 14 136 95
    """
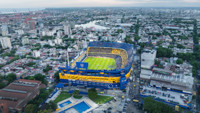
43 44 52 48
46 101 57 111
177 53 195 62
177 44 185 49
41 36 54 41
88 88 97 100
34 74 47 85
143 97 173 113
40 90 49 99
24 104 37 113
6 73 17 83
54 71 60 83
134 34 140 42
24 76 35 80
135 20 140 34
116 29 123 33
125 36 134 44
7 56 19 64
157 47 173 58
176 58 183 64
0 83 6 89
27 62 36 67
24 73 47 85
73 90 80 97
43 65 52 73
37 109 51 113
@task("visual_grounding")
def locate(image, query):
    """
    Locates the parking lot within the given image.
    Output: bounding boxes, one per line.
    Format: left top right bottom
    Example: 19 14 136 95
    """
141 86 192 106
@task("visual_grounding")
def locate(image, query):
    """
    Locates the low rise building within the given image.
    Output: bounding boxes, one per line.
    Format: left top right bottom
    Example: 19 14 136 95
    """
0 79 45 112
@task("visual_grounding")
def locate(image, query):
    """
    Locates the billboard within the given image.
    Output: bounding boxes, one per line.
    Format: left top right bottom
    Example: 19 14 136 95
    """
76 62 88 69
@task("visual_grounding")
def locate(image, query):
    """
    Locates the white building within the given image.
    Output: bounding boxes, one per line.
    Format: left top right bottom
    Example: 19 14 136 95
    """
56 31 62 38
22 37 29 45
82 40 87 49
15 30 24 35
0 37 12 49
54 38 62 45
63 24 72 35
48 40 55 46
1 25 8 36
141 49 157 69
32 50 40 58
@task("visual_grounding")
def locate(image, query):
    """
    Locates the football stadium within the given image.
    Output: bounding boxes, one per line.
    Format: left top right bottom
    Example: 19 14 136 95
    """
58 41 134 90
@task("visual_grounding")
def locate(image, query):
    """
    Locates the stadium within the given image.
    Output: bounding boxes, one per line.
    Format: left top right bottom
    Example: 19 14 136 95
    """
58 41 134 90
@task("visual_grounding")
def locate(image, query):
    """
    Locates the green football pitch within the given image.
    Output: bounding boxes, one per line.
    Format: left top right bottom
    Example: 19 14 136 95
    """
84 57 116 70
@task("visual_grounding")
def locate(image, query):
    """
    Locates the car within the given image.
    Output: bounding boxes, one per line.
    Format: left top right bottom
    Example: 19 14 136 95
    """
133 99 139 103
137 78 140 83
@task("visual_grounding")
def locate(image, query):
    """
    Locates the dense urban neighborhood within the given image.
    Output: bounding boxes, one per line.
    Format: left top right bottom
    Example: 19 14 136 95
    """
0 7 200 113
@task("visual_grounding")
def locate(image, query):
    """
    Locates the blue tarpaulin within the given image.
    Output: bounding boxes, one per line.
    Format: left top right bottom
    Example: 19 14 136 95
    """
56 83 64 88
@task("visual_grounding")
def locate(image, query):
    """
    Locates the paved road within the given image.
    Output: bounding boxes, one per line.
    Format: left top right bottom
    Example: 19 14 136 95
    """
125 54 142 113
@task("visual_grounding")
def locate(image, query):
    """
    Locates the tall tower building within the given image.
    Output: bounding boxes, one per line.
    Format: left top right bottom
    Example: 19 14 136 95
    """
1 25 8 36
0 37 12 49
63 24 72 35
28 21 36 30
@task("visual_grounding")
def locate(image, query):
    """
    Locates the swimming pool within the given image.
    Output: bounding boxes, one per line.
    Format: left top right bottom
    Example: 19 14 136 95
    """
59 101 91 113
59 100 72 108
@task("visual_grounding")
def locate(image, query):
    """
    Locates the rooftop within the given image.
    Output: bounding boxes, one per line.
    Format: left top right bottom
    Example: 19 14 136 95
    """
0 79 45 112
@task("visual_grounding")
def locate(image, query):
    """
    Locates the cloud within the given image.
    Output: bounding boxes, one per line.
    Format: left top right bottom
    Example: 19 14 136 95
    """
181 0 200 3
0 0 199 8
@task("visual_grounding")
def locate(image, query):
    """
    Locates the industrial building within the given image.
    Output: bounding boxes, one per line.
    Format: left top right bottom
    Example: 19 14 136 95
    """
0 79 45 113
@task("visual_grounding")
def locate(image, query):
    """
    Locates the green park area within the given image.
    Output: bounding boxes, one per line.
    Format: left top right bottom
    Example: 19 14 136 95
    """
54 89 113 105
54 91 72 103
88 88 114 104
92 95 114 104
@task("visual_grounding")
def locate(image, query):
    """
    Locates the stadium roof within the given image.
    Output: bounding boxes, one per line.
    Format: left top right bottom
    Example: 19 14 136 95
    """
56 83 64 88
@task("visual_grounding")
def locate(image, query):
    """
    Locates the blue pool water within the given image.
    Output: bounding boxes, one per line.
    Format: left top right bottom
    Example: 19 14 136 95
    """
59 100 72 108
73 101 91 113
59 101 91 113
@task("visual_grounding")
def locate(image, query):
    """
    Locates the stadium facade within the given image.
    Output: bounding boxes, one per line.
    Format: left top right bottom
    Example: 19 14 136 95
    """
59 41 134 90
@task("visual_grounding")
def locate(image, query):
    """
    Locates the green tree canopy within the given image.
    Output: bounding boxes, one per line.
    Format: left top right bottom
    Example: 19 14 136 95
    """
176 58 183 64
43 65 52 73
0 83 6 89
125 36 134 44
6 73 17 83
25 73 47 85
37 109 51 113
46 101 57 111
54 71 60 83
73 90 80 97
177 44 185 49
34 74 47 85
143 97 174 113
157 47 173 58
24 104 37 113
88 88 97 100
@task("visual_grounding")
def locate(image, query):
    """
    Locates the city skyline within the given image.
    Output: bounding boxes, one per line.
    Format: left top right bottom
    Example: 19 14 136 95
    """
0 0 200 8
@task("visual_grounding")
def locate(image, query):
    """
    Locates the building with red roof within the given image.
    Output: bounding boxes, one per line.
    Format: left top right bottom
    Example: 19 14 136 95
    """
0 79 45 113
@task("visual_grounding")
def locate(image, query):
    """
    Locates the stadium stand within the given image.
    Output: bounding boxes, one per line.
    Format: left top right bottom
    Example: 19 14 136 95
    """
59 41 134 90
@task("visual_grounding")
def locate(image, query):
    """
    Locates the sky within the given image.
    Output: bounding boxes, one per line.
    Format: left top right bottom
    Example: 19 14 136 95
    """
0 0 200 8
